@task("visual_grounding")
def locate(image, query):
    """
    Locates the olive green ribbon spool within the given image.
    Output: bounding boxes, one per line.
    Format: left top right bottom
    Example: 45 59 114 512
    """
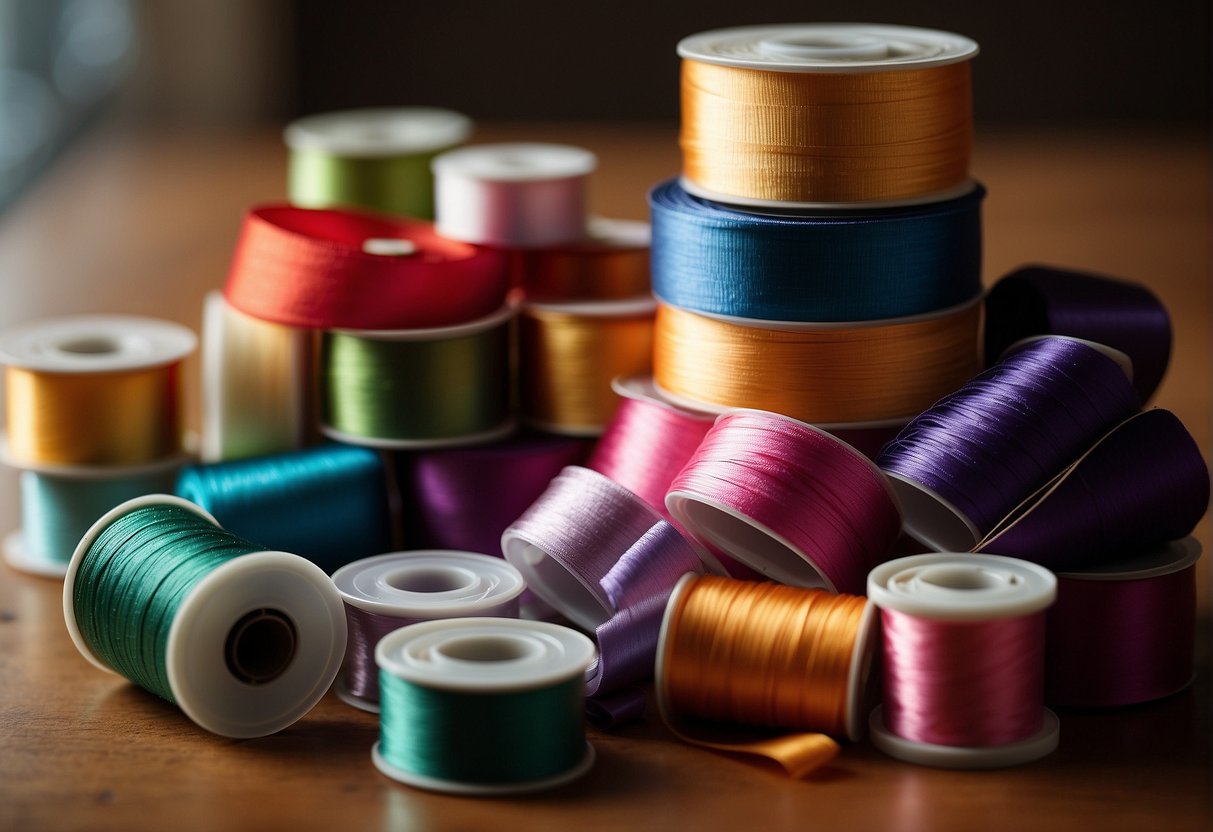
289 150 449 220
320 308 514 447
377 672 586 786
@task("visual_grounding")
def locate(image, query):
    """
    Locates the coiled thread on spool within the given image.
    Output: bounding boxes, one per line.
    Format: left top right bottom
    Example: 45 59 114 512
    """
656 574 876 778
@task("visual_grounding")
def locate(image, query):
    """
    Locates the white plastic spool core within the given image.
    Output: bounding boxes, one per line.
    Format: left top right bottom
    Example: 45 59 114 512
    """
62 494 346 738
284 107 473 157
866 552 1059 768
0 315 196 374
331 551 526 712
372 617 596 795
677 23 979 72
654 573 877 742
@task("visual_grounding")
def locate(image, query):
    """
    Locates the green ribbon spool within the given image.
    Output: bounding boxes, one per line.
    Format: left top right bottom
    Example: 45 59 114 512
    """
285 107 473 220
62 495 347 738
320 307 515 448
372 617 596 795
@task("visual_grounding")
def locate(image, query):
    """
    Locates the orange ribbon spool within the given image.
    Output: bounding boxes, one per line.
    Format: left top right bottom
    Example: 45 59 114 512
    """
652 300 982 425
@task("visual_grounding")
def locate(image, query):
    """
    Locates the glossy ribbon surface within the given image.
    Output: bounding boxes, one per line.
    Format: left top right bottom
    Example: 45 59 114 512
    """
650 179 983 321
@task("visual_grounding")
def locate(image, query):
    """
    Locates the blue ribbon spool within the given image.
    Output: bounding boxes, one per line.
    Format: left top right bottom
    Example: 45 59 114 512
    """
648 178 984 322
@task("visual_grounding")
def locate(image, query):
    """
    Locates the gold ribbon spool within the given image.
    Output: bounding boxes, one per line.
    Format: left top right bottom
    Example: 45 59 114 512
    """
656 573 878 778
678 24 978 207
653 299 982 425
518 298 656 436
0 317 195 468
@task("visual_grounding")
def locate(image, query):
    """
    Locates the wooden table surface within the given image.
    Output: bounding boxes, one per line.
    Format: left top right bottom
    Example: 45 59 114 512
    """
0 122 1209 832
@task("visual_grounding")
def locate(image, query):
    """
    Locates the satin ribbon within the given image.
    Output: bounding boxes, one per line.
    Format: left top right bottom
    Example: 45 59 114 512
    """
1046 539 1200 708
223 204 509 330
653 299 982 425
984 265 1172 401
501 466 704 725
508 217 652 301
649 179 984 321
320 307 514 447
879 336 1208 564
679 56 973 205
666 409 902 595
518 300 656 435
396 432 592 556
657 574 876 778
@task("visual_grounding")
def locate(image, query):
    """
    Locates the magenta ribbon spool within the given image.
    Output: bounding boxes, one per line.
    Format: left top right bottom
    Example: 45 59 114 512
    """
1046 538 1201 708
501 465 705 725
867 553 1060 769
666 408 902 595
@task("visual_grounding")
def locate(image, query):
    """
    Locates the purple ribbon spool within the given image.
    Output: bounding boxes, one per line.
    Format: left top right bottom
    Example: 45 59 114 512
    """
878 336 1141 552
984 265 1172 402
502 465 705 726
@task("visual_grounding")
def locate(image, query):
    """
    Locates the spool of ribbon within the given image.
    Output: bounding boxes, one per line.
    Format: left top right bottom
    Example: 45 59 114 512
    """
1046 539 1200 709
665 409 902 595
4 461 179 578
653 299 981 425
396 432 591 557
502 465 706 723
510 217 651 301
223 204 509 330
649 179 984 321
432 143 595 247
320 305 515 448
373 618 596 794
518 298 656 435
200 291 313 462
976 408 1209 570
175 443 396 574
876 336 1190 557
63 495 346 738
332 551 526 712
655 573 878 778
587 376 715 520
677 24 977 207
0 316 195 468
867 553 1059 769
285 107 472 220
984 265 1173 401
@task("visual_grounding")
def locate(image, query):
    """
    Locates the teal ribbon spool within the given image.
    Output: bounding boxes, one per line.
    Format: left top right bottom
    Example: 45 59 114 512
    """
62 495 347 737
285 107 473 220
373 617 596 795
320 306 515 448
5 464 178 578
175 443 395 574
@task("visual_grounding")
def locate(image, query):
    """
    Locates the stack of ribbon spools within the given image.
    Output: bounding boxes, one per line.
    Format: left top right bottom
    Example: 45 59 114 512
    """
0 316 195 577
650 24 983 455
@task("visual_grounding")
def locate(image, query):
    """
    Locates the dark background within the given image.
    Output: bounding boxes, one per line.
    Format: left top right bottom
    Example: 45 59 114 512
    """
290 0 1211 126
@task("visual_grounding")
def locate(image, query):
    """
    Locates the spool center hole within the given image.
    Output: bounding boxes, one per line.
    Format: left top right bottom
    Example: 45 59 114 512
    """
919 567 1004 591
437 635 534 663
225 608 297 685
57 336 120 355
386 567 474 593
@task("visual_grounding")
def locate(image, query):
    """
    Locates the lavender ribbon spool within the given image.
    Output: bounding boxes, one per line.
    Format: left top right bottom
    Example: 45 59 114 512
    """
331 551 526 712
877 336 1142 552
984 265 1172 402
501 465 705 724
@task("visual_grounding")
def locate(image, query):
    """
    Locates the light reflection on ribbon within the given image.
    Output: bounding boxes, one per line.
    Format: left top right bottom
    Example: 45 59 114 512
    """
501 466 704 726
